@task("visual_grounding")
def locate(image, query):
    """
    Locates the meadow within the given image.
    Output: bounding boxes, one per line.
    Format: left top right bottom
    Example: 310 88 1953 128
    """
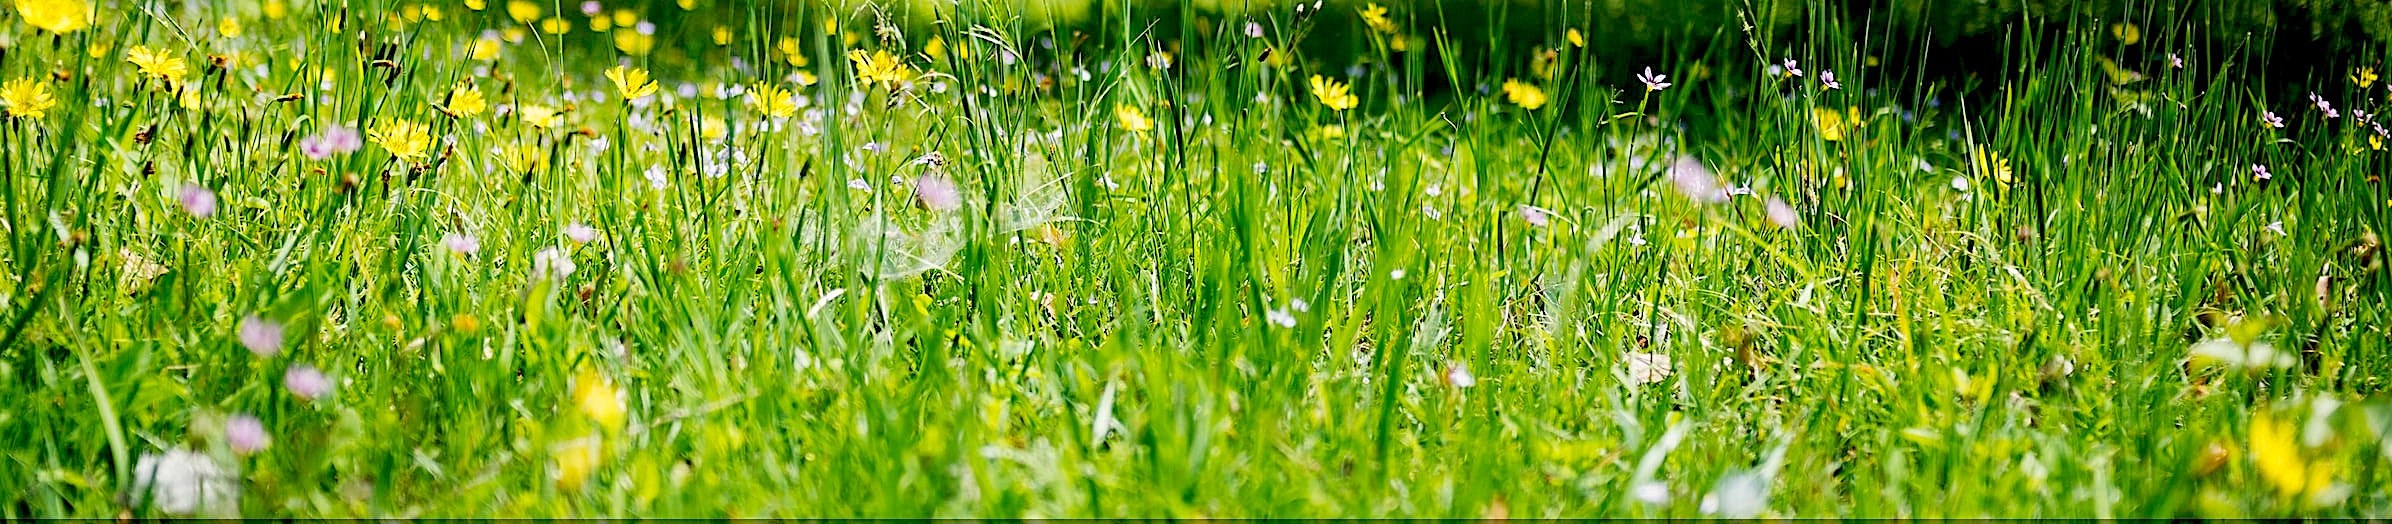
1 0 2390 517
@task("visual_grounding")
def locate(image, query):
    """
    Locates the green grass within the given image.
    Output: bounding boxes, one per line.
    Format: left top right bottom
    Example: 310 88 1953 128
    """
1 0 2389 517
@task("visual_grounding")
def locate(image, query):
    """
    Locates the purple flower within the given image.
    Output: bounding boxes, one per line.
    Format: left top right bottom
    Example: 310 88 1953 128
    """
1780 58 1803 78
2262 111 2285 128
1518 205 1550 227
238 315 284 358
1669 156 1728 204
2310 93 2339 119
284 365 331 400
1765 197 1800 230
913 174 961 211
1637 67 1672 91
579 1 603 16
178 184 217 218
299 126 362 160
225 414 269 455
442 232 481 256
2168 53 2185 69
1819 71 1841 90
2251 164 2271 181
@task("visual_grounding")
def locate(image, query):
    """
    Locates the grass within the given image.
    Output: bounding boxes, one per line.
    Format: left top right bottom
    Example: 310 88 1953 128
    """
1 0 2389 517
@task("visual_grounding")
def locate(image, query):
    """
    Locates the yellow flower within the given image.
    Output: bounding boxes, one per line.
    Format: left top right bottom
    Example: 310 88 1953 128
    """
1813 107 1845 141
469 37 502 60
712 26 733 46
126 45 190 86
574 367 626 431
1358 3 1396 34
1319 124 1346 139
605 65 658 102
552 434 602 490
443 83 487 117
14 0 93 34
2250 414 2334 501
369 120 434 162
505 0 538 23
613 31 654 56
1565 28 1585 48
1115 104 1152 134
492 143 546 173
848 49 912 88
1309 75 1357 111
463 0 485 11
699 117 726 142
1502 79 1548 111
747 82 797 118
1 78 57 119
2353 67 2378 89
1970 144 2011 188
538 16 570 35
520 104 563 129
794 71 818 86
2111 22 2140 46
263 0 287 18
216 16 241 37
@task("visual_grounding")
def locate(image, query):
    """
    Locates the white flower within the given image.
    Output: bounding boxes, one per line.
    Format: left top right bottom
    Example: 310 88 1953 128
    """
532 247 577 281
1623 351 1675 386
1765 197 1800 230
1266 307 1296 328
1443 362 1476 388
130 448 237 516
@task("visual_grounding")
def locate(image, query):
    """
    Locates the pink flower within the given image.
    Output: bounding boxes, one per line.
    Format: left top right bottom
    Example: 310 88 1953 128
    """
1518 205 1550 227
225 414 269 455
442 232 481 256
1765 197 1800 230
2251 164 2271 181
1443 362 1476 389
283 365 331 401
238 315 284 358
178 184 217 218
913 174 961 211
1637 67 1672 91
1819 71 1841 90
1668 156 1728 204
563 222 599 244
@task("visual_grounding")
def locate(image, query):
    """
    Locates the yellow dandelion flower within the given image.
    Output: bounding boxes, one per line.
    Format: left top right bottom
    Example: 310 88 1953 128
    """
1309 75 1357 111
849 49 912 88
463 0 484 11
14 0 93 34
421 5 443 21
747 82 797 118
126 45 190 86
1319 124 1346 138
924 35 948 62
1565 28 1585 48
369 120 434 162
492 143 546 173
505 0 539 23
538 16 570 35
1 78 57 119
613 31 654 56
1502 79 1548 111
712 26 733 46
610 9 635 27
699 117 726 142
263 0 287 18
469 37 502 60
2111 22 2140 46
1115 104 1152 134
2353 67 2378 90
2250 414 2334 501
1359 3 1396 34
216 16 241 37
443 83 487 117
1970 144 2011 188
794 70 818 86
588 14 611 32
552 434 602 491
573 366 626 431
520 104 564 129
605 65 658 102
1813 107 1845 142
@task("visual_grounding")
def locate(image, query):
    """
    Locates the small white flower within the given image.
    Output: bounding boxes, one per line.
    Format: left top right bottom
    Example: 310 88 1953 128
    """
130 448 237 516
2265 220 2286 236
1443 362 1476 388
532 247 576 281
1266 307 1296 328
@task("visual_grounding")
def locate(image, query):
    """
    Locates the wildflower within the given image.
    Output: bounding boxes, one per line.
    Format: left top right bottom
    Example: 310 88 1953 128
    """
2262 111 2285 128
505 0 539 23
644 165 668 190
469 37 503 60
1819 70 1841 90
1669 156 1728 204
913 174 961 211
237 315 284 357
519 104 564 129
1 78 58 118
533 247 577 281
1115 104 1154 133
1780 58 1803 78
2190 337 2293 370
2250 414 2335 501
1813 107 1846 141
1244 21 1264 38
2309 92 2339 119
177 184 217 218
1700 468 1773 518
1765 197 1799 229
442 232 480 255
1970 145 2012 188
127 46 190 86
1624 351 1675 385
443 83 488 116
1502 79 1548 110
1637 67 1672 91
2111 22 2140 45
2265 220 2287 236
747 82 797 118
1443 362 1476 389
1309 75 1357 111
604 65 657 102
578 0 601 16
848 49 912 88
369 120 434 162
284 364 331 400
15 0 91 33
1519 205 1550 227
298 125 362 159
2168 53 2185 69
564 222 599 244
492 144 546 173
553 434 603 490
1566 28 1586 48
2354 67 2378 89
225 414 269 455
2251 164 2272 181
1358 3 1397 34
130 448 236 516
574 367 625 430
1266 306 1297 328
